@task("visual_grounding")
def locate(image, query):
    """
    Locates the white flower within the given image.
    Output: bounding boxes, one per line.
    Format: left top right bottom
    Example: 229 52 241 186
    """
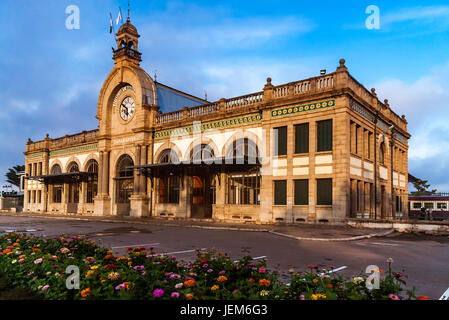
11 259 17 264
387 257 394 263
353 277 364 284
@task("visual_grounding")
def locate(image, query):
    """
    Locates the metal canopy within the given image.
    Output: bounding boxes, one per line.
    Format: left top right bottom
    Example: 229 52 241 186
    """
128 156 261 178
26 172 97 184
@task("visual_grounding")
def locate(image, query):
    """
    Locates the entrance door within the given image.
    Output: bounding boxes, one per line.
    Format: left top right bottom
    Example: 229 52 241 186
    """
191 175 212 218
67 182 79 213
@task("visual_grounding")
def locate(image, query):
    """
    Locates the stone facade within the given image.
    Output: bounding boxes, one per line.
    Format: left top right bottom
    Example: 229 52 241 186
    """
23 19 410 224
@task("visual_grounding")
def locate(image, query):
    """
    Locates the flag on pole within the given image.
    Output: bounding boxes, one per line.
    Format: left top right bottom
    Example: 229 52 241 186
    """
109 13 113 33
116 8 123 25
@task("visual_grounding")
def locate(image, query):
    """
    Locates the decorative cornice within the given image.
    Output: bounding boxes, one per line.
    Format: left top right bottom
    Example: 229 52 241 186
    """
271 99 335 118
50 143 98 157
27 152 45 159
154 113 262 140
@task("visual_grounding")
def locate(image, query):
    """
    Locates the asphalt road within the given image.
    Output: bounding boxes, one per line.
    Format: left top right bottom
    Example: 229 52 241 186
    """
0 216 448 299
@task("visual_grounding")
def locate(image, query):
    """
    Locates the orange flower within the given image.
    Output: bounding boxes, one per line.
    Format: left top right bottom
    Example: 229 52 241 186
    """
417 296 429 300
184 279 196 287
185 293 194 300
200 258 208 264
86 270 95 277
326 283 333 289
259 279 271 286
81 288 91 298
217 276 228 282
312 279 318 284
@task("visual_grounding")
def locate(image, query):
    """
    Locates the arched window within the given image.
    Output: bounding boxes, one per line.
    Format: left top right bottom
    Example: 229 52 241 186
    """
225 139 260 205
51 164 62 175
67 162 80 203
86 160 98 203
157 149 180 204
51 164 62 203
191 144 215 162
116 155 134 203
225 138 259 161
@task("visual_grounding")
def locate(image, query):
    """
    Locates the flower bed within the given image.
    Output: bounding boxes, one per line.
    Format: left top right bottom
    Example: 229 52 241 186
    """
0 233 427 300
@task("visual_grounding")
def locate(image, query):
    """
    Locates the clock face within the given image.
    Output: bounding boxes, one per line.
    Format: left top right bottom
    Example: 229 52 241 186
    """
119 97 135 121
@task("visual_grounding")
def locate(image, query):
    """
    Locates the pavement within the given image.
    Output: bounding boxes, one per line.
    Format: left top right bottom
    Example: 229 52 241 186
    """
0 211 393 241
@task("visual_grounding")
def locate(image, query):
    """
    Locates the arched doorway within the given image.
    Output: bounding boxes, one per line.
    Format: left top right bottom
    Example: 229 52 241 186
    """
157 149 180 204
190 144 215 218
51 164 63 204
67 162 80 213
115 155 134 216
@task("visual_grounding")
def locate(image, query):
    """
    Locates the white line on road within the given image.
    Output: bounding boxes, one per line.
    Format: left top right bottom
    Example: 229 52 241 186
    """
111 243 160 249
160 248 207 256
234 256 267 263
285 266 347 287
439 287 449 300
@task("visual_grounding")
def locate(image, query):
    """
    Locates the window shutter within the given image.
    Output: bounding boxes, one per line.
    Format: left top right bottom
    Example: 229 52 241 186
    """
317 178 332 205
317 120 332 152
274 180 287 205
295 123 309 154
275 126 287 156
294 179 308 205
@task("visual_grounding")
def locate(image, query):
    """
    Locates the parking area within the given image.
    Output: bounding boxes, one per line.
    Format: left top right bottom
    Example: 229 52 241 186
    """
0 215 448 299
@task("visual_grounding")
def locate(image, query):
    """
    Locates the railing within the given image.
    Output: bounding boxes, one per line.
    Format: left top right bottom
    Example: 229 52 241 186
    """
156 110 183 124
113 47 142 61
225 92 263 109
27 130 99 152
190 102 220 118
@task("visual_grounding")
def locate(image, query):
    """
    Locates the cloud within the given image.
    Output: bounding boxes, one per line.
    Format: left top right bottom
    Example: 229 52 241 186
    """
9 99 40 113
383 6 449 25
372 60 449 190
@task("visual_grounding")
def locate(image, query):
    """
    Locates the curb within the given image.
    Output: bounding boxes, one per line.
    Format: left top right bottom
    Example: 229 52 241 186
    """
1 213 393 240
268 229 395 241
0 213 271 233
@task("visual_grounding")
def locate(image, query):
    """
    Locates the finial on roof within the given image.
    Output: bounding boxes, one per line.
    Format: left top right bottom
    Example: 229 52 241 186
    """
371 88 377 96
127 0 130 21
336 58 348 72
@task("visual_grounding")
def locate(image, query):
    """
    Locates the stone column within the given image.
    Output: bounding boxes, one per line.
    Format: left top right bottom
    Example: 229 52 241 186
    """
94 150 111 216
130 145 149 217
140 145 147 194
98 151 104 194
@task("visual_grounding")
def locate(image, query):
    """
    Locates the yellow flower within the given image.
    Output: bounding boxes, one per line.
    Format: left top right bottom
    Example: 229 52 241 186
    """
311 294 327 300
312 278 318 284
128 261 132 266
211 285 219 291
90 265 99 270
260 290 269 297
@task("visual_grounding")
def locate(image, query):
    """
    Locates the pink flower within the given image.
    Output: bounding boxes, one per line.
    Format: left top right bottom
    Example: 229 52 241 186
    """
153 289 164 298
259 267 266 273
34 258 43 264
18 258 25 264
42 285 50 291
389 294 399 300
219 270 226 275
171 292 180 298
299 295 305 300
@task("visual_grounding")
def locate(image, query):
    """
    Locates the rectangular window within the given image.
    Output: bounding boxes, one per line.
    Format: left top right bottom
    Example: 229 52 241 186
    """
412 202 422 209
28 164 32 176
437 202 447 209
32 190 36 203
317 178 332 205
37 190 41 204
274 126 287 156
227 174 260 205
274 180 287 205
53 185 63 203
28 191 31 203
294 123 309 154
38 162 42 176
33 163 37 177
317 120 332 152
294 179 308 205
424 202 434 209
368 132 372 159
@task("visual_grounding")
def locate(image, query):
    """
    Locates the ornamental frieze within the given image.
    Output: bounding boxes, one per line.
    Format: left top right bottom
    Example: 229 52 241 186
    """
271 99 335 118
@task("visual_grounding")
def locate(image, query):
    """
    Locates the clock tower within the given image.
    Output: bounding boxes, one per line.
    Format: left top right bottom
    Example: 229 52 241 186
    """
113 15 142 66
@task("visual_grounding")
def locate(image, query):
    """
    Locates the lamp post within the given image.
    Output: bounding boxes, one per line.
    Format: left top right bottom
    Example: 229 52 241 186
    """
389 126 396 220
373 111 379 220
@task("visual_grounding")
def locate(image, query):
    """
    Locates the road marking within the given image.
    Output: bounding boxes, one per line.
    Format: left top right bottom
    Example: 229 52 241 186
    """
234 256 267 263
160 248 207 256
439 287 449 300
285 266 347 287
357 242 400 247
111 243 160 249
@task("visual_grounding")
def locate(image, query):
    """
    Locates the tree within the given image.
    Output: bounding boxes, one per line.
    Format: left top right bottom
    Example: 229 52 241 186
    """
5 165 25 188
409 174 437 196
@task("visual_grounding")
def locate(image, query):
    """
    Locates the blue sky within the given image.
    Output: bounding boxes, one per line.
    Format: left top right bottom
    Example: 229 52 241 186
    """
1 0 449 191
